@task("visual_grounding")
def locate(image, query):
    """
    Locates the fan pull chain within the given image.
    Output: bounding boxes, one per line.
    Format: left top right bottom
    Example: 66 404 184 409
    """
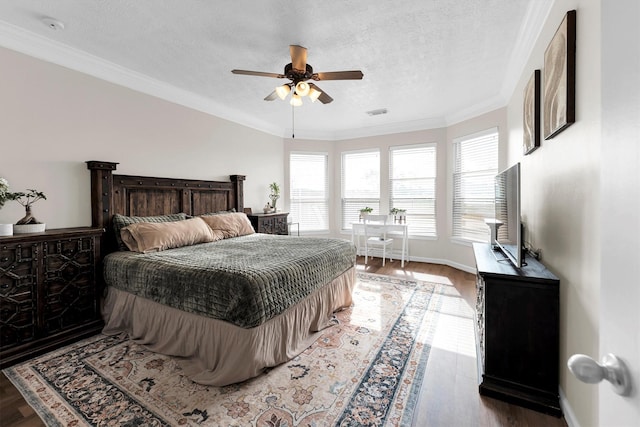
291 104 295 139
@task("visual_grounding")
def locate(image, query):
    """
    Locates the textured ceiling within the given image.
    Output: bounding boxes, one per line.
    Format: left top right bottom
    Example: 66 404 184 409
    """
0 0 553 140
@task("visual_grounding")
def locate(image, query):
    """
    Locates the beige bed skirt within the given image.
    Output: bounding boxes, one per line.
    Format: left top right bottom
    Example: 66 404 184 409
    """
101 266 356 386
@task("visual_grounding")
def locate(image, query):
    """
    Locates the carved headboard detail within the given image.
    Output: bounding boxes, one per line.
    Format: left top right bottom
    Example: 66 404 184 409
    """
86 161 245 256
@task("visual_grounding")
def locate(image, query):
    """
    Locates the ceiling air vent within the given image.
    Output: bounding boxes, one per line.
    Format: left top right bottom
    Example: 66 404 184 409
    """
366 108 388 116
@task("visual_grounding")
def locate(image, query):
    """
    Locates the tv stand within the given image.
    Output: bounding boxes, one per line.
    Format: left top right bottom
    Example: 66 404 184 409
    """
472 243 561 416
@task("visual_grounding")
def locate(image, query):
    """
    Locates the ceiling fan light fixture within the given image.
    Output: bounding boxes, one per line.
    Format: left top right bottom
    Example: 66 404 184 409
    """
295 81 310 97
290 94 303 107
232 45 362 106
308 88 322 102
275 84 291 100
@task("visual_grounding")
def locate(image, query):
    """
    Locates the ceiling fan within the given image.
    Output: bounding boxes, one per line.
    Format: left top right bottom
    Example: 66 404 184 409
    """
231 45 363 106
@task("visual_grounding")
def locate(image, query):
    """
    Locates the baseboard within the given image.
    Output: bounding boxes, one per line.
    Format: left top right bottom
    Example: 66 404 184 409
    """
408 256 476 274
559 387 580 427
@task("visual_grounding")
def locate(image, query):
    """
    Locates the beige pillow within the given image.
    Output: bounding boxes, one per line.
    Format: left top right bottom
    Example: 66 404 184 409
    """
200 212 255 239
121 217 216 253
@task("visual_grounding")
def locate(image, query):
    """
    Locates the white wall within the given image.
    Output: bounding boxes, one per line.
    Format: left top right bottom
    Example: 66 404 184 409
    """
0 46 283 228
505 0 602 425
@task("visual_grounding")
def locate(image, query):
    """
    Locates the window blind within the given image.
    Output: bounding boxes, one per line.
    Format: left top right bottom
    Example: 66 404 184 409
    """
452 128 499 241
389 144 437 236
289 152 329 233
341 150 380 229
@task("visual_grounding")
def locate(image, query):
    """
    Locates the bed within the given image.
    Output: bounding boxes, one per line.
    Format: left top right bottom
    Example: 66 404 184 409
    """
86 161 356 386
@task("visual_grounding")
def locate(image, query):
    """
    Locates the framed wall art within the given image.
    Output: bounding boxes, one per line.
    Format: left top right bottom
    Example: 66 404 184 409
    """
523 69 541 155
543 10 576 140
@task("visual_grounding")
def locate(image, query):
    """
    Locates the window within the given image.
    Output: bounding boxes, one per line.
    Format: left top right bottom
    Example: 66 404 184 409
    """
452 128 499 241
389 144 437 236
341 150 380 229
289 152 329 233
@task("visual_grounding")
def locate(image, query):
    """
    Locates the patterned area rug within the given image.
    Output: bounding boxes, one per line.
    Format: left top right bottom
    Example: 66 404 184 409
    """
4 273 443 426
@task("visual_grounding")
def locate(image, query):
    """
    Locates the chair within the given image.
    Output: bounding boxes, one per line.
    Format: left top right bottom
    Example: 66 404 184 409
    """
363 214 394 266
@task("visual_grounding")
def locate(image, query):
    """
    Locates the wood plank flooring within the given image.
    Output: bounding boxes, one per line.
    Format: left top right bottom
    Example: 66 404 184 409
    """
0 258 567 427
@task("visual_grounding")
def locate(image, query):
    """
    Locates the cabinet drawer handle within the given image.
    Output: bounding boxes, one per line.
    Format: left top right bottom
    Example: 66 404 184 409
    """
1 257 8 262
1 283 9 289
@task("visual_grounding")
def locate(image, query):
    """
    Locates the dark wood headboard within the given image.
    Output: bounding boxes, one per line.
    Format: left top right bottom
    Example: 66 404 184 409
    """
86 161 245 256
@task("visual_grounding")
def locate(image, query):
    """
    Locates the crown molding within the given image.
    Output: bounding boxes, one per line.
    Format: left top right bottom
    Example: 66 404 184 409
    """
443 95 506 127
499 0 554 102
0 21 283 137
286 116 447 141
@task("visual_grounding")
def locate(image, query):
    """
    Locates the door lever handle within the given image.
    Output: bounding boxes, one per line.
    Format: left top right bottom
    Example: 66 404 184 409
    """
568 353 632 396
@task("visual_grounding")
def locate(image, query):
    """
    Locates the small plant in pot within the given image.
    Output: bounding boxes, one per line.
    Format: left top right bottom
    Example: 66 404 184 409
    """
269 182 280 212
389 207 407 222
12 189 47 233
359 207 373 221
0 178 16 236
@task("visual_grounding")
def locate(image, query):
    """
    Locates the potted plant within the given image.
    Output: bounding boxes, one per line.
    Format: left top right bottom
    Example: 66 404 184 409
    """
12 189 47 233
359 206 373 221
389 207 407 223
269 182 280 212
0 177 15 236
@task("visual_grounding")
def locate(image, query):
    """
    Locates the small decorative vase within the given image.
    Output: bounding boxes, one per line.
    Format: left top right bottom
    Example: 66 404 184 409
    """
0 223 13 236
269 195 279 212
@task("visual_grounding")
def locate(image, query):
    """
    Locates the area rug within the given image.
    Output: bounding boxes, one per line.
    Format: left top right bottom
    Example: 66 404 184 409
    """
3 273 443 426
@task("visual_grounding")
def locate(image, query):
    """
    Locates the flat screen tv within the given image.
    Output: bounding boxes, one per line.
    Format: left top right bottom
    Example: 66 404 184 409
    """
494 162 523 268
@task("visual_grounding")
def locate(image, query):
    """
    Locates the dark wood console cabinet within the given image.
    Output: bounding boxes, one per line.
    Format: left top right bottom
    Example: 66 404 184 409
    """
248 212 289 235
472 243 561 416
0 227 104 368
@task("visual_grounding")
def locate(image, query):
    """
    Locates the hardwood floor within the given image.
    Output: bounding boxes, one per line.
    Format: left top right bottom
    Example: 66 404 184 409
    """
0 258 567 427
357 257 567 427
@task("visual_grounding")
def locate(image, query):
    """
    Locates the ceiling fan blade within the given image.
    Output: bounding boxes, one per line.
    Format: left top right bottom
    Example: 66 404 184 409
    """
313 70 364 81
309 83 333 104
290 45 307 72
264 90 278 101
231 69 285 78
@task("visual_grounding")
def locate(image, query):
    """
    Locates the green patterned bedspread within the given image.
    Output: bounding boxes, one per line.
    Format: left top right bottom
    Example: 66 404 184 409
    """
103 234 356 328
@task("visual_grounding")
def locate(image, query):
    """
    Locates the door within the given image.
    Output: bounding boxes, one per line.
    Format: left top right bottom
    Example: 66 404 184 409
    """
599 0 640 424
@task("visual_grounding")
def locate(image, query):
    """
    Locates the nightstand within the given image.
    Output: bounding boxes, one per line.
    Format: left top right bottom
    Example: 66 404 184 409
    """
248 212 289 235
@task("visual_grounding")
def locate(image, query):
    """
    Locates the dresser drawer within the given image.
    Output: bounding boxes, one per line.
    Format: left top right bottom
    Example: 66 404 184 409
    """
43 237 98 334
0 243 38 348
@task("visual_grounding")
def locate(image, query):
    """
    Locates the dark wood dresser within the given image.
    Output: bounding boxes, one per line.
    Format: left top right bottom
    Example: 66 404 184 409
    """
472 242 561 416
248 212 289 235
0 227 104 368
